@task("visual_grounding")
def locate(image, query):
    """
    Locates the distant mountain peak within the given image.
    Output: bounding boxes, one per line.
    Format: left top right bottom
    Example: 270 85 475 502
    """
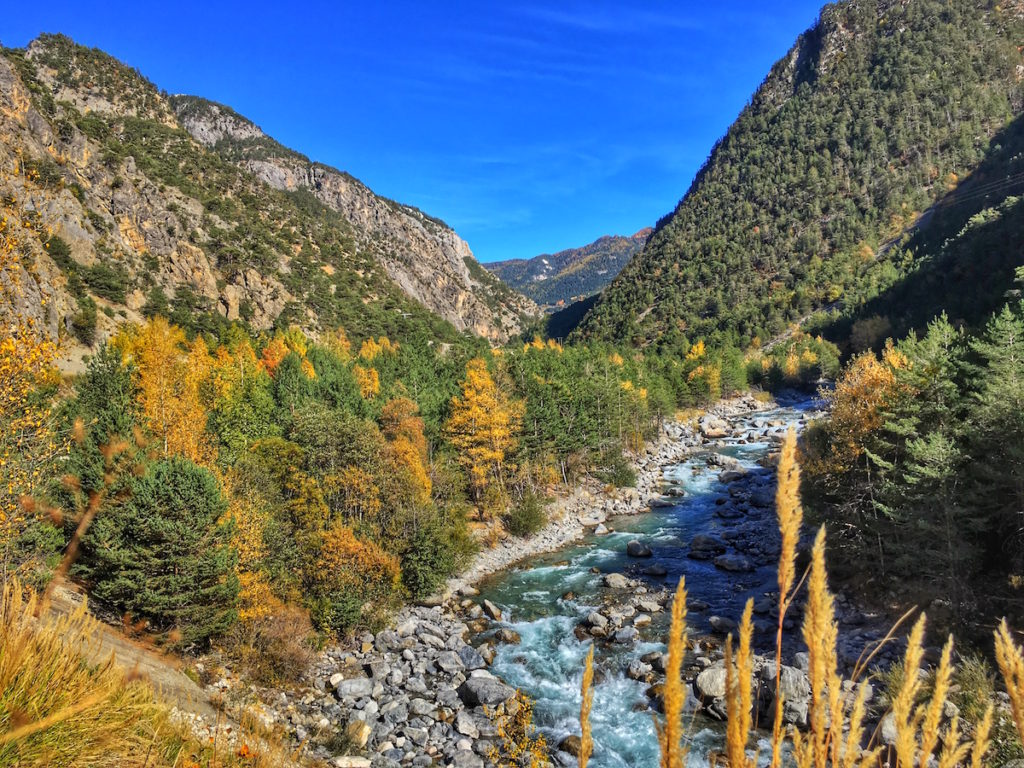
486 229 650 307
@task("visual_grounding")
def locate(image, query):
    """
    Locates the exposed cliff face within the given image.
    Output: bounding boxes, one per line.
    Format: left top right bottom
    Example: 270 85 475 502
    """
0 35 534 366
486 229 651 308
171 97 537 341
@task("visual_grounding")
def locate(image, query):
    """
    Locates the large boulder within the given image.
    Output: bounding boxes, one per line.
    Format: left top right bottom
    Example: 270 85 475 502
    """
688 534 727 560
626 540 653 558
482 599 503 621
695 663 728 700
558 735 583 757
458 677 516 707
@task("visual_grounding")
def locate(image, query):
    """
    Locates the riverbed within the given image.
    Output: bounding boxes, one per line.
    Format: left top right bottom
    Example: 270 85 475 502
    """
475 396 822 767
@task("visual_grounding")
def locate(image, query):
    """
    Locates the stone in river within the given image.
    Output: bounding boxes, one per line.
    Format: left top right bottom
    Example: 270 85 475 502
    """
494 628 521 645
713 553 754 572
614 626 639 643
688 534 727 559
709 615 737 634
558 735 582 757
643 564 668 577
604 573 629 589
626 540 653 558
482 599 503 621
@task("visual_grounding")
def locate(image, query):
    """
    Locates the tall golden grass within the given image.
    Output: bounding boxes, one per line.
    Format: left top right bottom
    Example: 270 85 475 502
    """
578 430 1024 767
0 578 303 767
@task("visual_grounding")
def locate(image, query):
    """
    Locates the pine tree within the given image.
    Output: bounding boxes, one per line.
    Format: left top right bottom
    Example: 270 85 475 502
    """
966 301 1024 571
77 455 239 646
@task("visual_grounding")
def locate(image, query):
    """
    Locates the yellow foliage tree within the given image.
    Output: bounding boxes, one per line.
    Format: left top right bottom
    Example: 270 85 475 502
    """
359 336 399 361
0 322 61 559
380 397 431 505
323 466 382 526
353 364 380 399
805 341 909 478
114 318 215 465
444 357 522 512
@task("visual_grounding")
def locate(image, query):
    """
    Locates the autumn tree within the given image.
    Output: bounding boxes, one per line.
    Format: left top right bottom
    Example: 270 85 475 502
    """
308 523 401 634
113 317 215 466
0 321 61 571
445 357 522 516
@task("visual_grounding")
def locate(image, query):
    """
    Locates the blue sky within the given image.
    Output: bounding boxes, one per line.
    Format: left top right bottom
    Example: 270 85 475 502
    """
3 2 823 263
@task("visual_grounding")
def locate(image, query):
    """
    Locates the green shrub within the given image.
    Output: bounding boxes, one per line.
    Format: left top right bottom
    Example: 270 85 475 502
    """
503 492 548 537
401 522 457 600
71 295 97 345
595 452 637 488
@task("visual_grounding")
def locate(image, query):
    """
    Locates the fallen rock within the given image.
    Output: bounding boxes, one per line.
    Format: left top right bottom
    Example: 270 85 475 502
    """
558 735 583 757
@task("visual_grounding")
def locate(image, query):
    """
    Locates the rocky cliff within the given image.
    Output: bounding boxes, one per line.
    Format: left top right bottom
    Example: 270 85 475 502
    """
171 96 536 341
0 35 535 367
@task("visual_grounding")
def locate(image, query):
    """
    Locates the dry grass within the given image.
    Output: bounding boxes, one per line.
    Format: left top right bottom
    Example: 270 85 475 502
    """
579 645 594 768
0 578 308 768
653 577 689 768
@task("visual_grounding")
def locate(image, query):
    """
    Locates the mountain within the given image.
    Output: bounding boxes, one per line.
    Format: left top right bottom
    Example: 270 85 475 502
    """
485 229 650 307
0 34 536 363
575 0 1024 351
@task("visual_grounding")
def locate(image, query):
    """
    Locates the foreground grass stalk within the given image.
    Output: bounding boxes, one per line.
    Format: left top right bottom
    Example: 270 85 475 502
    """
771 429 803 768
579 645 594 768
654 578 688 768
725 600 755 768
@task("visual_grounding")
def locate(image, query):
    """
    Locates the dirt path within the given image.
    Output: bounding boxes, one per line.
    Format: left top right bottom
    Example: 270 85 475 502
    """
46 580 217 719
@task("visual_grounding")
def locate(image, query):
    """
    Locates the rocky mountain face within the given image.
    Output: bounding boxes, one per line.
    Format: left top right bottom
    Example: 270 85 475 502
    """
0 35 535 367
170 96 536 341
485 229 650 308
576 0 1024 350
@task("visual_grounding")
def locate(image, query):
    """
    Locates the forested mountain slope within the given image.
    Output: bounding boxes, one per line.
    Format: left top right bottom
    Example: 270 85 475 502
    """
575 0 1024 351
486 229 650 307
170 96 537 340
0 34 534 364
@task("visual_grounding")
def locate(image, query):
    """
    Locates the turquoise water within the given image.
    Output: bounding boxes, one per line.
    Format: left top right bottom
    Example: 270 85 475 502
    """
476 400 817 766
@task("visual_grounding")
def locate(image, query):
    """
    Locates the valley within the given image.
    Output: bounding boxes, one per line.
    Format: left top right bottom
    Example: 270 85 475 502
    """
2 1 1024 767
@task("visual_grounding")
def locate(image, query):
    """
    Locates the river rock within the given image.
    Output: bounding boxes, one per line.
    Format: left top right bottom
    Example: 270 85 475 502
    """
614 626 639 643
695 663 728 699
713 554 754 572
558 735 583 757
457 645 487 670
709 615 737 634
700 415 730 438
604 573 629 589
494 628 521 645
482 600 503 621
719 469 747 483
642 564 668 577
688 534 727 559
627 659 653 681
455 710 480 738
587 611 609 629
633 613 652 627
458 677 516 707
626 540 653 558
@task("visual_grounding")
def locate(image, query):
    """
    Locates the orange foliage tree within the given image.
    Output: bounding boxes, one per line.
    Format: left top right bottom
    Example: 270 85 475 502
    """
310 523 401 632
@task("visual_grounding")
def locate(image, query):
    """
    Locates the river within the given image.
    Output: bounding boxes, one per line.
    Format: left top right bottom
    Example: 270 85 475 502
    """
474 396 822 767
